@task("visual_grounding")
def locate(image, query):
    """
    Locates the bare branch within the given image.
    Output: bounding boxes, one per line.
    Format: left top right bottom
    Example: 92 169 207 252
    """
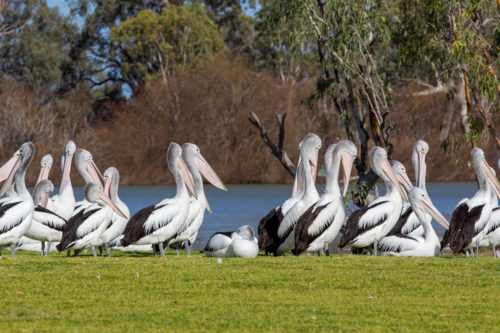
248 111 296 179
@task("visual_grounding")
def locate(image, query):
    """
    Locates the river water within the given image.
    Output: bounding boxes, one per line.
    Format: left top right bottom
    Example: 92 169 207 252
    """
68 182 478 252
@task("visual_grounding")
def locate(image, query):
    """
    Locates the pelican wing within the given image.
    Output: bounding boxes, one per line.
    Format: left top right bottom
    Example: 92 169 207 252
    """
387 204 413 236
339 198 394 247
57 206 105 251
258 207 284 252
378 234 419 253
295 201 336 254
486 207 500 234
121 201 180 246
446 202 488 252
33 206 67 231
0 198 31 235
203 232 234 252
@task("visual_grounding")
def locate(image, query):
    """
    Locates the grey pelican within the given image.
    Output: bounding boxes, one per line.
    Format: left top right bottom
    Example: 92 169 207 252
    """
441 148 500 258
204 225 258 258
120 143 194 257
258 139 316 254
94 167 130 256
272 133 322 256
167 143 226 255
479 165 500 256
24 180 67 255
49 141 76 220
0 142 35 259
294 141 357 256
57 182 127 257
73 148 104 216
377 187 449 256
339 147 407 256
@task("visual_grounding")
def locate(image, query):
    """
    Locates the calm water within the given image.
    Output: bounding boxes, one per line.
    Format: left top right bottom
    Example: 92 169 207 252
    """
65 182 478 251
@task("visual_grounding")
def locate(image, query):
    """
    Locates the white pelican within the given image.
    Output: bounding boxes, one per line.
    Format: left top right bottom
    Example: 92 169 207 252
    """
73 148 104 216
339 147 407 256
204 225 258 258
57 182 127 257
167 143 226 255
94 167 130 256
0 142 35 259
24 179 67 255
258 140 315 254
441 148 500 258
479 165 500 256
378 187 449 256
48 141 76 220
120 143 194 257
272 133 321 256
294 141 357 256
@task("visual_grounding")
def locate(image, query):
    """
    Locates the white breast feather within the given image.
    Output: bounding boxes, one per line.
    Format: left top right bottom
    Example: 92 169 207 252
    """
178 199 202 235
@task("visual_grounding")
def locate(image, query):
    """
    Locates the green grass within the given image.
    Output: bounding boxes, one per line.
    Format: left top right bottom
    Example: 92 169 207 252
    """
1 250 499 332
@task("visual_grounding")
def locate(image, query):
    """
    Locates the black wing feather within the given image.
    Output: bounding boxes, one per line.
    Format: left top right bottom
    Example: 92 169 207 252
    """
258 207 283 253
339 201 388 248
0 201 22 234
294 203 329 256
377 234 418 253
203 232 233 252
387 206 413 236
57 208 101 251
121 204 166 246
34 206 67 231
445 203 485 253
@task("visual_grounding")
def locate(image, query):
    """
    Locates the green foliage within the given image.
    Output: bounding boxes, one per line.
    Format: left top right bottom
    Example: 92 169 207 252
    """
343 181 370 209
3 250 500 332
109 4 224 93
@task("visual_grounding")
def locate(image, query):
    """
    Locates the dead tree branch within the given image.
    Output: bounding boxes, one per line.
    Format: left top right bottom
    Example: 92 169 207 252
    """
248 111 296 179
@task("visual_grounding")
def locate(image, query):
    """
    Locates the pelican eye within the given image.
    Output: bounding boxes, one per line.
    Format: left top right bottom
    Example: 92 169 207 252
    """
44 163 47 166
89 155 92 159
422 194 425 197
421 148 425 152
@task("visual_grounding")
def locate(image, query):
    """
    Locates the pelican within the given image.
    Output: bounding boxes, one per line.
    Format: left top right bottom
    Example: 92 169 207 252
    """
441 148 500 258
479 165 500 256
258 139 316 255
377 187 449 256
57 182 127 257
204 225 258 258
0 149 22 203
294 141 357 256
73 148 104 216
94 167 130 256
120 143 194 257
167 143 226 255
339 147 407 256
24 180 67 255
48 141 76 220
0 142 35 259
271 133 321 256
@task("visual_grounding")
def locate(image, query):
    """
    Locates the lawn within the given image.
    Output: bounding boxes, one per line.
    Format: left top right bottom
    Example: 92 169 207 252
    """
0 250 499 332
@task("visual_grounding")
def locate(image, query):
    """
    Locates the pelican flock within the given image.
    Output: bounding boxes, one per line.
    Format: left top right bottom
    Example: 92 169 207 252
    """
0 135 498 260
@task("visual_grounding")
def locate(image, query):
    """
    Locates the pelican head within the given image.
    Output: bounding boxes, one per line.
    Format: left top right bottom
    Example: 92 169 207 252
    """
37 154 53 185
182 143 226 213
59 140 76 194
0 149 21 184
472 148 500 199
409 187 449 230
0 142 34 197
370 147 407 202
33 179 54 208
412 140 429 189
237 225 255 241
103 167 120 200
299 133 321 183
75 148 103 186
84 182 127 218
332 141 357 198
168 142 197 200
389 160 413 192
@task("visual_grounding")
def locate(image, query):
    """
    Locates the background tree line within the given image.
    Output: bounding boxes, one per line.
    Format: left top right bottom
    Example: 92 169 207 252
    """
0 0 499 188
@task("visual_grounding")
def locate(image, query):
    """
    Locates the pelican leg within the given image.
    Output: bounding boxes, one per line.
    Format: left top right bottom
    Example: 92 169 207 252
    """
324 243 330 257
306 253 310 257
317 251 321 256
492 245 496 258
159 242 165 257
185 241 191 256
176 243 180 256
45 242 51 256
374 241 378 257
0 249 2 259
10 244 15 259
153 244 157 257
105 243 110 257
476 243 479 259
497 250 500 258
66 250 71 258
99 246 103 257
41 241 45 256
91 246 97 258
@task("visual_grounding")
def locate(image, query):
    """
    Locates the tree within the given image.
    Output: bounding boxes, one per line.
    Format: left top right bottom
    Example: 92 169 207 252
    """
109 4 224 96
394 0 500 150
